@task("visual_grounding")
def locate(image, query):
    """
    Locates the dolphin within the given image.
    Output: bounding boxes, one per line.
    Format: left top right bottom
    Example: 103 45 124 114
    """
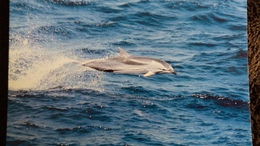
82 47 177 77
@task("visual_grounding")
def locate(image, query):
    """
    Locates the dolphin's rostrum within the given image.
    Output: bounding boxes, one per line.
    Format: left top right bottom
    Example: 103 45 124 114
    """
82 47 177 77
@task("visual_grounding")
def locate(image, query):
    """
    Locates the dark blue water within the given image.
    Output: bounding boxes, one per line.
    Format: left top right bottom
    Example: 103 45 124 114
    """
8 0 251 145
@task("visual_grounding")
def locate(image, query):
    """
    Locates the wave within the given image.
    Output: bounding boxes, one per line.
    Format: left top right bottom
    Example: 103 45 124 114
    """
73 20 117 27
190 13 228 25
188 42 217 47
31 25 74 40
10 1 44 14
191 93 249 109
230 49 247 59
45 0 93 7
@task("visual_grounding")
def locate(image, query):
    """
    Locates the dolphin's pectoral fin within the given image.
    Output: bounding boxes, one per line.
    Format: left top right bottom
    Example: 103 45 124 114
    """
118 47 131 58
143 71 156 77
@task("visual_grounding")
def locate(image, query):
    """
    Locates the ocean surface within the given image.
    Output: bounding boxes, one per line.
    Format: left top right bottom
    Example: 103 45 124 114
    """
8 0 251 145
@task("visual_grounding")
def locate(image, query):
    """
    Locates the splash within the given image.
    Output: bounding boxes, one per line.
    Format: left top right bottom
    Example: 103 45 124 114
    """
8 36 104 91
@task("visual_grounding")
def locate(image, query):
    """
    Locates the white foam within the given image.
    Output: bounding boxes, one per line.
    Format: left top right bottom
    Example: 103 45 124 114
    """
8 36 104 91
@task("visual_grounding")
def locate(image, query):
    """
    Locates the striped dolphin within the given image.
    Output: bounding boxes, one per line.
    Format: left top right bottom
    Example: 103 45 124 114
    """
82 47 177 77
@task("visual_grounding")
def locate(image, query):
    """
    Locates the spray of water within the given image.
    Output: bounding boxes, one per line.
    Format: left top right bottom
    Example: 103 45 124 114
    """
8 35 105 92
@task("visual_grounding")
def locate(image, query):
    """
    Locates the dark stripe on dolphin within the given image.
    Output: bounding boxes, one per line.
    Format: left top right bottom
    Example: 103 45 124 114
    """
87 66 116 72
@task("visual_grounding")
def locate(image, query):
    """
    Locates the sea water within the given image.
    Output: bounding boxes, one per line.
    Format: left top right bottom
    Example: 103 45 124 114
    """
8 0 250 145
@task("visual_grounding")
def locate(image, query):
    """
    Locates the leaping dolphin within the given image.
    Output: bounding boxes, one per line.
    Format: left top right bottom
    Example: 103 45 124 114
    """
82 47 177 77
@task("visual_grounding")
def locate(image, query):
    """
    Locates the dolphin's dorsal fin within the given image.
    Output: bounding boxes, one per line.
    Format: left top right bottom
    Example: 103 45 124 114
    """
143 71 155 77
118 47 131 58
